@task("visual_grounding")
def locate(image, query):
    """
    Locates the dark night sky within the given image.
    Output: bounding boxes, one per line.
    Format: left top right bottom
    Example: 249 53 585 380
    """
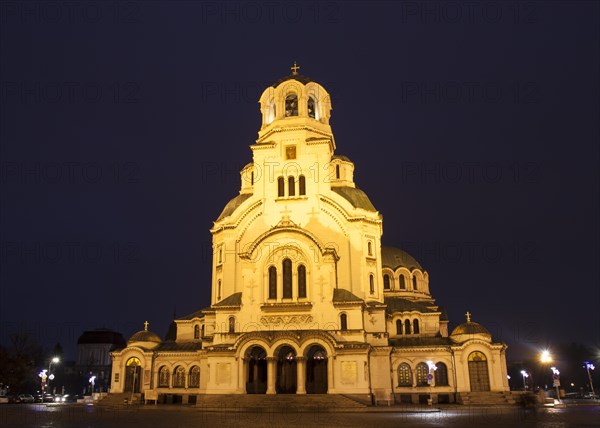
0 1 598 361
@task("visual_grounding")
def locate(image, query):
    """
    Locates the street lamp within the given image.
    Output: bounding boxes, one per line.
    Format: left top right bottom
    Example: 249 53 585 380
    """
539 350 553 389
584 362 595 399
520 370 529 390
540 350 552 364
426 361 437 406
47 357 60 394
551 367 561 403
89 376 96 395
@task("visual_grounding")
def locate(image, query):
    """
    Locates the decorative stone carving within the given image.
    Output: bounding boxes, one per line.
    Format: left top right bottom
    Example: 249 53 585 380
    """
260 314 314 326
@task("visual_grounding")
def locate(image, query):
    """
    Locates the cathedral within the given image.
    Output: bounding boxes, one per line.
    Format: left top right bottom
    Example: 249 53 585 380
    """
110 65 510 405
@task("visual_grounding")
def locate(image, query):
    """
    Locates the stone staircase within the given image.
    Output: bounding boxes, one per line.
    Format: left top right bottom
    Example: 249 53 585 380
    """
96 393 141 406
195 394 367 412
457 391 516 405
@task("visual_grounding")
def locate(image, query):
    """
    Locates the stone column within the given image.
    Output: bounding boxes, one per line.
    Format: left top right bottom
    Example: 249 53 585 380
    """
239 358 247 393
296 357 306 394
267 357 276 394
327 359 334 393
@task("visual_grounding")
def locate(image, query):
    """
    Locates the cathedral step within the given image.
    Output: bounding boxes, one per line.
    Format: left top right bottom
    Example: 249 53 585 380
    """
195 394 367 411
96 393 141 406
457 392 516 405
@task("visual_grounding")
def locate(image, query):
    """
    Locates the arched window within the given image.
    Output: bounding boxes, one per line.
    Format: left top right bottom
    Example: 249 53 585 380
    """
396 319 402 335
158 366 170 387
201 325 205 338
285 94 298 117
299 175 306 195
218 248 222 264
307 97 316 118
268 266 277 299
398 363 412 386
228 316 235 333
435 362 448 386
335 164 340 179
413 319 420 334
189 366 200 388
399 274 406 289
282 258 292 298
277 176 285 197
340 313 348 331
369 274 375 294
367 241 373 256
298 264 307 298
288 176 295 196
404 319 411 334
217 279 221 300
416 362 429 386
412 275 418 290
383 274 391 290
173 366 186 388
194 325 200 340
251 171 254 185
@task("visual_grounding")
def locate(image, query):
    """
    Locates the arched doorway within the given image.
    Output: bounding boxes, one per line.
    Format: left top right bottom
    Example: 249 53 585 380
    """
306 345 328 394
468 351 490 391
246 346 267 394
276 346 297 394
124 357 141 393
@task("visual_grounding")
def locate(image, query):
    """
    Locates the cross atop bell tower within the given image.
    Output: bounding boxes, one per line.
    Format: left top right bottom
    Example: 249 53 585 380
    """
291 61 300 75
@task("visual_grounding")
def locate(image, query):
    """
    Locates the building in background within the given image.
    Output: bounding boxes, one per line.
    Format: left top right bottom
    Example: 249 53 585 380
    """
77 329 125 392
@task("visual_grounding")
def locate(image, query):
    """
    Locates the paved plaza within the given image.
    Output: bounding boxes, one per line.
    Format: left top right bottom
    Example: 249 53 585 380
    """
0 404 599 428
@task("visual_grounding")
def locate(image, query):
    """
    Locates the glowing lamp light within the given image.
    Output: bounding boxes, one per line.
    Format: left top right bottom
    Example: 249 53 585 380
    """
540 350 552 363
520 370 529 378
426 361 437 371
585 362 595 371
551 367 560 376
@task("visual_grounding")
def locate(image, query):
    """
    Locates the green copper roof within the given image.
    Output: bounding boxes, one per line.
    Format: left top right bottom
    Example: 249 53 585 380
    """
384 297 437 315
216 193 252 221
272 74 313 88
156 342 203 352
331 154 352 162
381 246 423 270
331 186 377 212
451 322 491 336
390 336 453 347
178 309 204 320
333 288 364 303
213 292 242 307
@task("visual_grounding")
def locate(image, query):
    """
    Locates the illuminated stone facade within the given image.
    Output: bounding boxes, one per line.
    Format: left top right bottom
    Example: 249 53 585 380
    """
110 68 510 404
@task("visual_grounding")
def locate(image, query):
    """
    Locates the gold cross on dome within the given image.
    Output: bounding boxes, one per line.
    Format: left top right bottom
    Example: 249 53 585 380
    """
465 311 472 323
291 62 300 75
144 320 149 331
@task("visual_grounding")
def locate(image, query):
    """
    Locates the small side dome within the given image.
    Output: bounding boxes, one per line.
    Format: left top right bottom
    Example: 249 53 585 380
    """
381 246 423 271
450 314 492 343
128 322 161 348
331 154 352 162
451 322 491 336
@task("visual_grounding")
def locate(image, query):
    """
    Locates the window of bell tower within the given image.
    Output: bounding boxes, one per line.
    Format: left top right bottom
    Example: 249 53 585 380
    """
285 94 298 117
308 97 316 118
